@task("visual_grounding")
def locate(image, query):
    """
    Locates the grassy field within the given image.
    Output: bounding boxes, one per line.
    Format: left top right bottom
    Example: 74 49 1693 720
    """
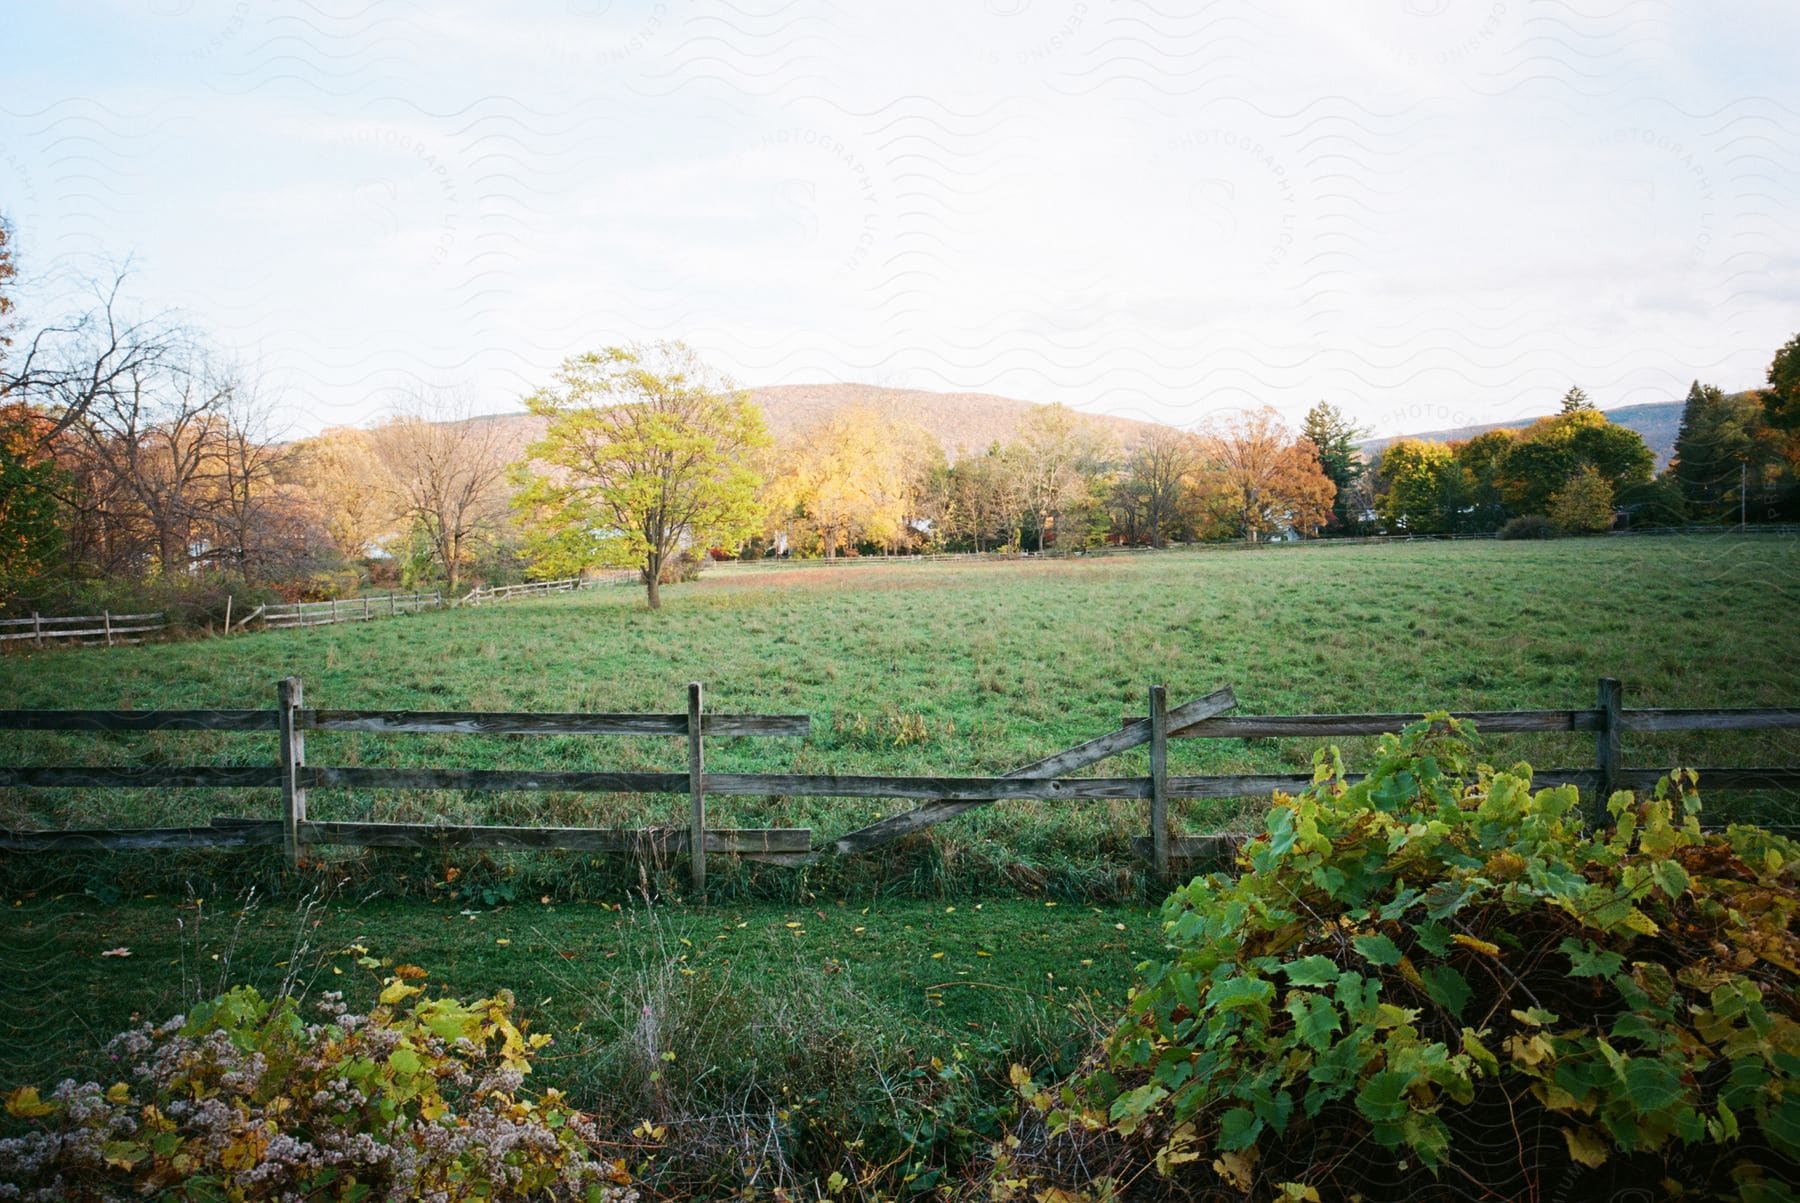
2 535 1797 902
3 535 1798 1195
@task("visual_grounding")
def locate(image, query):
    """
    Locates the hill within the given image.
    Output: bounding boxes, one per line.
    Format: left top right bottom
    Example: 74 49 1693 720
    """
467 383 1165 462
745 383 1160 455
1362 400 1690 469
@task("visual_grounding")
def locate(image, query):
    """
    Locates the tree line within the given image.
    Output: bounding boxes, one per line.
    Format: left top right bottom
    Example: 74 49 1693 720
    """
4 214 1797 614
1365 359 1800 537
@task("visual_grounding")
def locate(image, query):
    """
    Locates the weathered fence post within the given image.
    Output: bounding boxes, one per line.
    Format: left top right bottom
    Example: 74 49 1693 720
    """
103 611 113 647
1149 683 1169 880
278 677 308 869
363 596 370 621
389 592 396 617
31 612 41 649
688 681 706 899
330 598 338 624
1592 677 1623 828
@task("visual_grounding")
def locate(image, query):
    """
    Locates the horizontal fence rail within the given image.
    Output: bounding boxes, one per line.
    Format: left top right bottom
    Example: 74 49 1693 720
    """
256 591 443 630
0 611 168 647
1 679 1795 884
703 524 1800 575
460 573 635 606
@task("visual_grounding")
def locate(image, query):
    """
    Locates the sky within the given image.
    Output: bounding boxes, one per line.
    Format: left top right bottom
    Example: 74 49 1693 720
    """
5 0 1798 438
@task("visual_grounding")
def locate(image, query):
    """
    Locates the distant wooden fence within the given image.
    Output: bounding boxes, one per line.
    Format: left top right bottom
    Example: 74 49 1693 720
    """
460 573 635 606
2 679 1795 888
1 574 637 650
0 611 169 648
237 591 445 631
706 523 1800 573
705 546 1167 574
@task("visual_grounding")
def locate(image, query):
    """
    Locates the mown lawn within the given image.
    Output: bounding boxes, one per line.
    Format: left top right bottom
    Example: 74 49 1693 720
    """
1 535 1797 903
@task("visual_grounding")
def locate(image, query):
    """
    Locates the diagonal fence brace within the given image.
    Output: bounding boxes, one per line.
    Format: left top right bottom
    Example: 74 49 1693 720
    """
822 686 1236 858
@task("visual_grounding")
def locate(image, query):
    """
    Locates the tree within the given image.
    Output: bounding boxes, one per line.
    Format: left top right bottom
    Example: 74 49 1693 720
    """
1012 404 1113 553
289 427 397 562
68 348 234 576
1119 426 1201 548
0 265 182 449
372 393 513 595
1549 464 1615 532
1559 385 1594 414
1376 438 1464 534
1670 381 1767 521
0 405 64 606
1195 408 1335 543
1452 429 1515 532
1499 410 1653 515
0 215 15 358
943 444 1020 552
1766 333 1800 432
766 405 920 558
1300 401 1369 534
198 384 313 584
516 342 767 610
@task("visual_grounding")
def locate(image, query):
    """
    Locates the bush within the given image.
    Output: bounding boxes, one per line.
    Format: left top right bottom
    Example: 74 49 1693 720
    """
1066 718 1799 1200
642 550 702 586
288 567 365 602
6 574 281 630
1551 465 1618 533
0 979 633 1202
1499 514 1556 540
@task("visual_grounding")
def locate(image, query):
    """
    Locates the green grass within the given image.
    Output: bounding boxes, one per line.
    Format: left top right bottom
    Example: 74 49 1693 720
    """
4 535 1797 1195
0 890 1153 1195
2 536 1797 902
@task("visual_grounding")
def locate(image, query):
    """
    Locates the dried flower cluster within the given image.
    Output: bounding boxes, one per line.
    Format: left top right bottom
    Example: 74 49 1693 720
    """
0 977 637 1202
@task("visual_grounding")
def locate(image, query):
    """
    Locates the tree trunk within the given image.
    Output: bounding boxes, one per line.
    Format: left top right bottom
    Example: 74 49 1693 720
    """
645 550 663 610
158 527 184 576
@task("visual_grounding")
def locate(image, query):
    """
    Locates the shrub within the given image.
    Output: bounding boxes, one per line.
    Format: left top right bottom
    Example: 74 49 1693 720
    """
1065 718 1799 1200
1499 514 1555 540
289 567 365 602
6 574 281 630
0 979 634 1202
642 549 702 586
1551 464 1617 533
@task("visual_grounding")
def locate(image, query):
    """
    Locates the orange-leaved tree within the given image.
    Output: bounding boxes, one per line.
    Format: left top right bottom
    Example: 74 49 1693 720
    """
1195 407 1335 543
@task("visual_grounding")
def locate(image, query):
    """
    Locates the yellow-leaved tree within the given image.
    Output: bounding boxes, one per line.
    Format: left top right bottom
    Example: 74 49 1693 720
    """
514 342 768 609
766 404 930 558
1549 464 1616 533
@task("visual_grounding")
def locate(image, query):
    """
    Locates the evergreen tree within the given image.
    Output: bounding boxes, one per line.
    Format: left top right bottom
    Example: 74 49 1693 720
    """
1300 401 1369 534
1671 380 1760 521
1559 385 1594 414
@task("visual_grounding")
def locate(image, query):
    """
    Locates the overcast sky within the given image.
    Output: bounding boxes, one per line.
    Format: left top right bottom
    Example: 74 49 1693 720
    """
7 0 1798 437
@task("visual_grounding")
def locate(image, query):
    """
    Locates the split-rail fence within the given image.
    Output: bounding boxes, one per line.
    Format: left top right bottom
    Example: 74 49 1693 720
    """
1 679 1795 894
0 611 169 648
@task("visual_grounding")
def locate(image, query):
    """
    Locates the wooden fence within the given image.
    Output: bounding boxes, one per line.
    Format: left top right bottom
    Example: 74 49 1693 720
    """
0 611 168 648
460 573 635 606
237 591 445 631
1 679 1795 891
703 524 1799 574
